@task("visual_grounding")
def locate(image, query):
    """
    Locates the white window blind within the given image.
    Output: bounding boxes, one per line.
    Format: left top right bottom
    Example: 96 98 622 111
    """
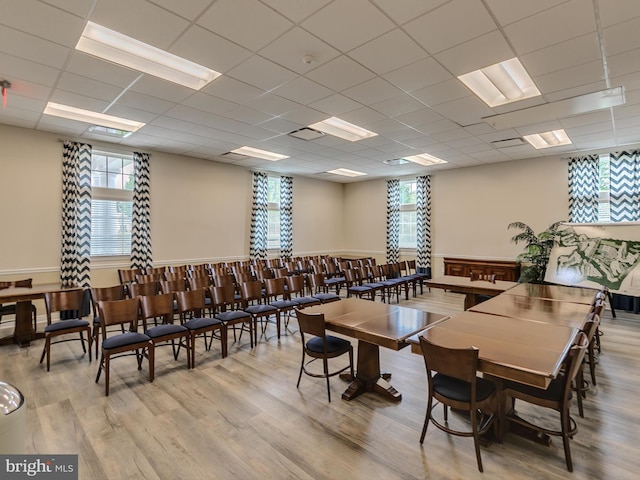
399 180 417 248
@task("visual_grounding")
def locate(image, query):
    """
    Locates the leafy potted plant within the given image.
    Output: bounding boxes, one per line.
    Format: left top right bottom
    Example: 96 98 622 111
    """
508 221 564 283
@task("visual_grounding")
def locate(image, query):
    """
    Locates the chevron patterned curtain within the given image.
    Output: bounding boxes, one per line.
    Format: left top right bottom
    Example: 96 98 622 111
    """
131 152 152 270
60 141 92 289
280 176 293 258
250 171 269 260
416 175 431 271
568 155 599 223
386 179 400 263
610 150 640 222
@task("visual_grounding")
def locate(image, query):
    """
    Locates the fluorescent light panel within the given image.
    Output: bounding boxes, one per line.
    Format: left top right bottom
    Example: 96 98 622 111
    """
523 129 572 149
326 168 366 177
402 153 447 166
43 102 145 132
230 146 288 161
76 22 221 90
308 117 377 142
458 58 540 107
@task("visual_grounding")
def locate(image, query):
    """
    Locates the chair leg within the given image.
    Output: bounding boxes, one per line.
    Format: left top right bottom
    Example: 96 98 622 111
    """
471 409 483 472
420 394 432 444
561 407 573 472
296 351 305 388
323 357 331 402
588 344 597 386
105 355 111 396
147 342 154 383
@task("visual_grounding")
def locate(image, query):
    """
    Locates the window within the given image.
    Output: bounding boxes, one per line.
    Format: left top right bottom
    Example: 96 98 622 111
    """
90 151 134 256
399 180 417 248
267 176 281 250
598 154 611 222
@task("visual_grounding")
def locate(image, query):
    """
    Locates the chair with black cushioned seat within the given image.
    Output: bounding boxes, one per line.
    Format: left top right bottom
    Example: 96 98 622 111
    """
295 309 354 402
285 275 321 309
175 289 227 367
140 293 191 370
419 335 498 473
307 273 342 304
90 285 126 358
239 280 280 344
95 297 154 396
501 332 589 472
210 284 253 349
264 277 299 329
40 288 92 372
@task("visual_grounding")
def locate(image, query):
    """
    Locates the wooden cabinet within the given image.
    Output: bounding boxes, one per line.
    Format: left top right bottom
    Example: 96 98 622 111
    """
443 257 520 282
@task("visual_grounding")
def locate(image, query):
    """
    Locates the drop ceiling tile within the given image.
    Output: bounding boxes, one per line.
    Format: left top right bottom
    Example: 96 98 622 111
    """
543 81 607 102
383 57 452 93
308 94 363 116
171 26 253 74
301 0 395 52
403 0 498 54
147 0 212 21
259 117 304 134
348 29 428 75
260 0 332 23
605 18 640 57
340 107 388 127
128 75 194 104
37 116 92 135
371 0 450 25
279 105 327 125
114 90 176 115
435 30 514 77
411 78 471 106
197 0 293 52
560 111 612 128
371 95 426 118
513 120 563 136
56 72 123 102
227 56 298 92
416 118 460 135
91 0 189 49
564 121 614 137
0 52 60 87
598 0 640 28
222 106 274 125
431 96 495 126
0 26 70 69
342 78 404 105
484 0 568 26
520 33 601 77
607 48 640 79
395 108 444 128
203 77 263 104
258 27 341 75
47 89 109 114
305 55 376 91
504 0 596 55
271 77 333 105
244 94 301 116
65 52 141 89
535 60 605 95
181 92 238 116
1 89 47 111
164 105 224 125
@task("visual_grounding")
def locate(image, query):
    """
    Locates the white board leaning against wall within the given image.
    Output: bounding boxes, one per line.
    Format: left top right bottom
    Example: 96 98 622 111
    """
546 223 640 295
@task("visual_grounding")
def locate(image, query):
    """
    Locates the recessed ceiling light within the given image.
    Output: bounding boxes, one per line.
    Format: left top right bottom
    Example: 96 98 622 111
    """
326 168 367 177
523 129 572 149
230 146 289 161
458 57 540 107
76 22 221 90
43 102 145 132
402 153 447 166
308 117 377 142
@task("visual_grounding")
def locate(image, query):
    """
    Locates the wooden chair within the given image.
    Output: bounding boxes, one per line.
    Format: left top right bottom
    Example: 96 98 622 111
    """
163 272 185 283
210 284 253 349
307 273 342 304
139 293 191 370
284 275 321 308
159 279 188 295
135 273 163 284
264 277 299 329
418 335 498 473
295 309 354 402
175 289 227 367
343 268 378 301
0 278 37 333
145 266 166 276
501 332 589 472
129 281 158 298
239 280 280 345
95 297 154 396
40 288 92 371
574 311 602 418
90 285 126 358
117 268 141 285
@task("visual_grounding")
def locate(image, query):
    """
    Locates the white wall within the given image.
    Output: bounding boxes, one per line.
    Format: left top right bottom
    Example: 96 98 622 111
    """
0 125 345 287
342 156 569 275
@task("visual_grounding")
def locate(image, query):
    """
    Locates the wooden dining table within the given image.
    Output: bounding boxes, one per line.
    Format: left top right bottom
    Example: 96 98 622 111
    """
0 283 74 347
502 282 600 304
408 310 579 389
425 275 518 309
304 297 449 401
468 294 593 329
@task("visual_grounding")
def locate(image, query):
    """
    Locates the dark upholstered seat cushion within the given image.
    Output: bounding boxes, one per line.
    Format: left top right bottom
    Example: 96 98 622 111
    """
102 332 150 349
44 319 89 332
503 377 566 402
184 317 223 330
433 373 496 403
215 311 250 322
313 293 341 302
269 299 299 309
244 304 277 315
348 285 372 293
145 324 187 338
306 335 351 354
291 296 321 306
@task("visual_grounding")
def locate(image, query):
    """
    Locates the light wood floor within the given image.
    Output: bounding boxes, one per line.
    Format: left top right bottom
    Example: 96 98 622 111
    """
1 289 638 480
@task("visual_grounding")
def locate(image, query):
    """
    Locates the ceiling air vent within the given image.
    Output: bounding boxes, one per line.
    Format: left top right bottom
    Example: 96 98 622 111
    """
491 137 526 148
288 127 325 141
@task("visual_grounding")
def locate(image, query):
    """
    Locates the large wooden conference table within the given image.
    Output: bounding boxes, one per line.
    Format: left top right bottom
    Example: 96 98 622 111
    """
502 282 600 304
304 297 449 401
0 283 73 347
425 275 518 309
